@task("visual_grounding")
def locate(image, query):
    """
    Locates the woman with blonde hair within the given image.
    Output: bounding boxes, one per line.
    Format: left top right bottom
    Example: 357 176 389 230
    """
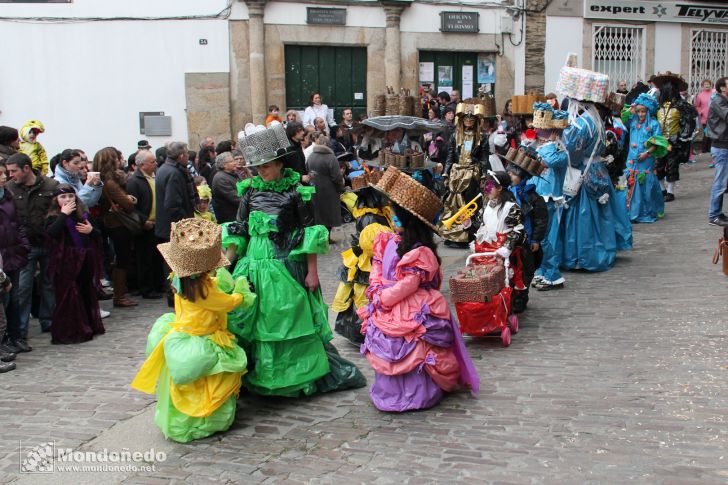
93 147 138 307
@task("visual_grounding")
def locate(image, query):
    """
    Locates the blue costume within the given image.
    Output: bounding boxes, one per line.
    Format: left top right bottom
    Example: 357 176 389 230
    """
623 97 665 223
561 106 632 272
529 141 568 284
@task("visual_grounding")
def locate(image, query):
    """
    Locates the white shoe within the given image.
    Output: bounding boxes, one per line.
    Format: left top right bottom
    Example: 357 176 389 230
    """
100 309 111 319
101 279 112 288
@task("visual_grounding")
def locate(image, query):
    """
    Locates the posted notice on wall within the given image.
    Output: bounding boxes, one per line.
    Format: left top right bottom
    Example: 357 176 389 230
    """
462 65 474 99
438 66 453 87
419 62 434 83
477 55 496 84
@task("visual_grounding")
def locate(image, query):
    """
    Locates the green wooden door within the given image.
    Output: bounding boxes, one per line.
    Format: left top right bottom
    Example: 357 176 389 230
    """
419 51 488 100
285 45 367 122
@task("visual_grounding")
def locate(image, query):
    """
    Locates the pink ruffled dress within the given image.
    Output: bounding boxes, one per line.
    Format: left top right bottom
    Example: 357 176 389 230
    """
359 232 480 412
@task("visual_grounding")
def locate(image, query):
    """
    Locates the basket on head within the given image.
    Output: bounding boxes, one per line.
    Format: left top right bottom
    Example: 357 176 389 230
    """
157 218 229 278
556 54 609 103
372 166 443 232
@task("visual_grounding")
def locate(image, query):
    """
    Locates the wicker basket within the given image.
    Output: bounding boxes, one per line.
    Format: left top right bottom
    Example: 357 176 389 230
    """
351 170 384 190
410 151 425 169
385 94 400 116
533 110 553 129
550 118 569 129
449 264 506 303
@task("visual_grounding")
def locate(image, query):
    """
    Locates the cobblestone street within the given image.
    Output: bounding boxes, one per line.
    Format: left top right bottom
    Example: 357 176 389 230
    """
1 160 727 484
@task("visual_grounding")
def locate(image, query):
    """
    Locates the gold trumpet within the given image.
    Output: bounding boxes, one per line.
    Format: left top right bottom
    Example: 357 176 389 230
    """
442 193 483 230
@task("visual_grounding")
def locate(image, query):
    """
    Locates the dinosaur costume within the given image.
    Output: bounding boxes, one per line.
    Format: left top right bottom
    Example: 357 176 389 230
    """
19 120 49 175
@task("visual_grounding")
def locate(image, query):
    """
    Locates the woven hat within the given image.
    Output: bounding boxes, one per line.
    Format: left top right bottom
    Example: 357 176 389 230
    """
497 145 545 179
650 71 688 92
237 122 291 167
157 218 229 278
371 166 443 232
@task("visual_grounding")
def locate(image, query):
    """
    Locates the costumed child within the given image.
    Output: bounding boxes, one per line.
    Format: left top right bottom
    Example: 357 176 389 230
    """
359 166 479 412
333 180 393 346
621 91 667 223
501 150 548 312
19 120 49 175
130 218 251 443
440 100 491 248
45 184 105 344
470 171 529 302
529 104 570 291
194 184 217 223
223 125 366 397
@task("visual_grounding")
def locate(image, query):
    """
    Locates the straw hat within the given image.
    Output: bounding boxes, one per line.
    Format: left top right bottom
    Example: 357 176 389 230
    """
371 166 443 232
157 218 229 278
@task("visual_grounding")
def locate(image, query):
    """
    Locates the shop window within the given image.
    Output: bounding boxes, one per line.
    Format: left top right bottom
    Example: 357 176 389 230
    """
689 29 728 96
592 24 645 91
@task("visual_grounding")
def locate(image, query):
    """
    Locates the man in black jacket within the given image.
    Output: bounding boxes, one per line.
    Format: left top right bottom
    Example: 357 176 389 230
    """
155 142 195 242
126 150 163 298
5 153 59 351
211 151 242 223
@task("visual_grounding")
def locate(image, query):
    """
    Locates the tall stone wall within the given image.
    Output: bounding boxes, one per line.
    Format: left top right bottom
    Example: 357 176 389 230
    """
184 73 232 149
525 0 548 93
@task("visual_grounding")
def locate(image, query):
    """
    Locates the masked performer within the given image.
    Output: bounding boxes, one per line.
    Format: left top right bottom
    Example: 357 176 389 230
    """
652 72 697 202
440 101 490 248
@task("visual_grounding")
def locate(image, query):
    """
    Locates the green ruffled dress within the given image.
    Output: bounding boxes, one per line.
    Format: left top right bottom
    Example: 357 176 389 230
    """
222 169 365 397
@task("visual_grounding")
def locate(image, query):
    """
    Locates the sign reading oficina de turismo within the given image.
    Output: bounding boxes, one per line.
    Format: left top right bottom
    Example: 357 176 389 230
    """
585 0 728 25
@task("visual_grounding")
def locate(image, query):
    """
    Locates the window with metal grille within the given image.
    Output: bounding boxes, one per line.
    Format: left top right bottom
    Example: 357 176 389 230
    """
592 24 645 91
689 30 728 96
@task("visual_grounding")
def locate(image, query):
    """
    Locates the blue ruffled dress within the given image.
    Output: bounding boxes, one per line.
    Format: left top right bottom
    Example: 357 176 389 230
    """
560 114 632 272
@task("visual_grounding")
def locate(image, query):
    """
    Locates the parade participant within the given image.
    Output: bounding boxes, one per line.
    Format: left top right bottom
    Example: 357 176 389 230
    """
19 120 48 175
502 150 548 311
621 91 667 223
556 62 632 271
333 182 393 346
194 184 216 223
652 72 698 202
472 171 528 300
359 167 479 412
440 100 490 248
45 185 104 344
530 123 569 291
224 128 365 397
131 218 250 443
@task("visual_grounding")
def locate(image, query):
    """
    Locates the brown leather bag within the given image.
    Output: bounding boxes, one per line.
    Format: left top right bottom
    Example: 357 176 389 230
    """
712 235 728 276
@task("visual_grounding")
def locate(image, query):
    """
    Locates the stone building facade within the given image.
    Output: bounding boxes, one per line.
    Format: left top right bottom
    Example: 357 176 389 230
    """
187 0 527 148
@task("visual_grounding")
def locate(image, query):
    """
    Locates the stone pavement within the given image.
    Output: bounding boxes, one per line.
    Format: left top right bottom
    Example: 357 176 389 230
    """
1 159 727 484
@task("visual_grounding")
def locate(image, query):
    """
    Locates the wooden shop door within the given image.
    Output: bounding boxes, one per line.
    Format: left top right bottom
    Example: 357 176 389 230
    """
285 45 367 123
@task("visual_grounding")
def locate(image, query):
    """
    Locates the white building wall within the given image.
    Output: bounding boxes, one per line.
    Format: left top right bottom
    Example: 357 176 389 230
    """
544 16 584 94
0 0 230 158
654 23 683 74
